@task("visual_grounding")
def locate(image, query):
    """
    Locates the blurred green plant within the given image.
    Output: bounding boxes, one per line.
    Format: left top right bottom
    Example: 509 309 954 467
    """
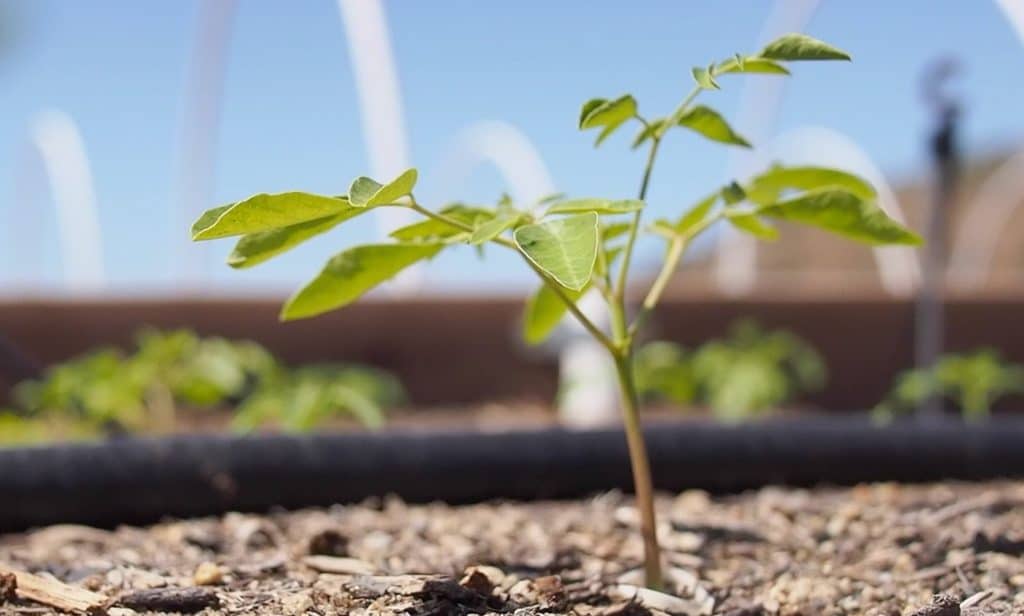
874 349 1024 422
234 364 404 432
634 321 825 421
8 328 402 437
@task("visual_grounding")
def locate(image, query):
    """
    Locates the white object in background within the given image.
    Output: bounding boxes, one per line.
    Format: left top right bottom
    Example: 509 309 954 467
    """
435 120 618 426
27 110 105 293
948 149 1024 289
750 126 920 296
336 0 420 292
176 0 237 286
714 0 821 296
946 0 1024 290
435 120 557 207
557 292 620 428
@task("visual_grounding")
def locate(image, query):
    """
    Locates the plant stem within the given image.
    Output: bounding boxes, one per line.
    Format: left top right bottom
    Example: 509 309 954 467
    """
613 352 663 590
614 137 661 317
628 237 685 338
406 200 617 352
628 211 723 339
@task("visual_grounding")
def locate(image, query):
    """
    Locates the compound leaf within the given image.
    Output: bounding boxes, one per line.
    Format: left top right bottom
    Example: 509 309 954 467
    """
282 243 442 320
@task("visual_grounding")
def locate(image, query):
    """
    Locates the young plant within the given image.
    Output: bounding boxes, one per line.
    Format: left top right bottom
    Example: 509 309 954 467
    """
191 33 920 589
635 320 826 421
11 329 403 435
874 349 1024 422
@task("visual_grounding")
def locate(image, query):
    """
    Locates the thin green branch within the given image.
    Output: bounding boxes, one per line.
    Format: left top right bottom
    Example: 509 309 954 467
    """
627 211 724 339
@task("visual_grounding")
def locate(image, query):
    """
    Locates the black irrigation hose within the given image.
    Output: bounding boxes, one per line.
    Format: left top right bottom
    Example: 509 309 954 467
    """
2 415 1024 532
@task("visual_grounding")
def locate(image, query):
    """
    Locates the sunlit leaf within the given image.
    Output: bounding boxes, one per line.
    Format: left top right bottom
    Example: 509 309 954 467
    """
390 205 493 242
546 198 644 216
470 211 521 245
758 189 921 245
602 221 632 241
192 193 354 240
746 165 877 205
631 119 666 149
281 244 442 320
673 193 718 236
228 209 369 268
579 94 638 146
522 283 589 345
536 192 566 205
348 168 418 207
720 181 747 205
716 56 790 75
514 212 599 291
691 65 720 90
727 213 779 240
676 106 751 148
759 33 851 61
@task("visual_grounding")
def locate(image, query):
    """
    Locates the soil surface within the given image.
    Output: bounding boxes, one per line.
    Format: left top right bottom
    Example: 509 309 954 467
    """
1 481 1023 615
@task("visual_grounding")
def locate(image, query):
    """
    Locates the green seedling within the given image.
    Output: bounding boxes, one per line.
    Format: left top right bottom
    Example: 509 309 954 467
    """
875 349 1024 422
192 33 920 589
11 329 403 435
233 364 405 432
636 321 825 421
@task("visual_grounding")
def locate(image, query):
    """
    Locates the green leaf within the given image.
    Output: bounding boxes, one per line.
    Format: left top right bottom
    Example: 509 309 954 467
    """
594 244 624 277
514 212 599 291
192 193 354 240
727 213 779 240
281 243 442 320
649 220 678 240
522 283 588 345
631 119 666 149
758 189 921 245
759 33 851 61
602 221 632 241
691 65 720 90
229 210 366 268
676 106 751 148
579 95 638 146
746 165 877 205
536 192 566 205
716 56 790 75
390 204 493 243
348 168 418 207
470 211 520 245
673 193 718 236
578 98 608 128
546 198 644 216
720 181 747 205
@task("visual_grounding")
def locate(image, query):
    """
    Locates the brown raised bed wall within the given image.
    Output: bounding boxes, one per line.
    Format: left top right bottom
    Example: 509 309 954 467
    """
2 294 1023 410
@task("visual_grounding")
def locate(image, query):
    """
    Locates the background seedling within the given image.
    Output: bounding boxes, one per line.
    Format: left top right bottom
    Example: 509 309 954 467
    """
875 349 1024 422
10 328 402 438
191 33 920 590
635 320 825 421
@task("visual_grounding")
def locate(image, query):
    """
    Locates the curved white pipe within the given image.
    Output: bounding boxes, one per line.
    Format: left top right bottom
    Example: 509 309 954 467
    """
749 126 920 296
948 149 1024 289
995 0 1024 45
434 120 557 205
715 0 822 295
335 0 414 236
177 0 237 285
946 0 1024 289
27 110 105 293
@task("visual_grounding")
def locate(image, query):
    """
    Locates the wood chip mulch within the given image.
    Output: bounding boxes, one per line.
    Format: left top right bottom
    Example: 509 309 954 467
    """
2 481 1024 615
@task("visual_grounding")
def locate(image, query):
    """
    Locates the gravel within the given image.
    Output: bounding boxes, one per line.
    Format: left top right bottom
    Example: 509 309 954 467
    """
2 481 1023 615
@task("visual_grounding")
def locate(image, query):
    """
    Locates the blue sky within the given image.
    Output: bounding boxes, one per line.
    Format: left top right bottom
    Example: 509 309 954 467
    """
2 1 1023 295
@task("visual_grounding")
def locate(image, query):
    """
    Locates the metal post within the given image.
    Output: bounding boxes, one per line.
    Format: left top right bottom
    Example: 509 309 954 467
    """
916 59 960 418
